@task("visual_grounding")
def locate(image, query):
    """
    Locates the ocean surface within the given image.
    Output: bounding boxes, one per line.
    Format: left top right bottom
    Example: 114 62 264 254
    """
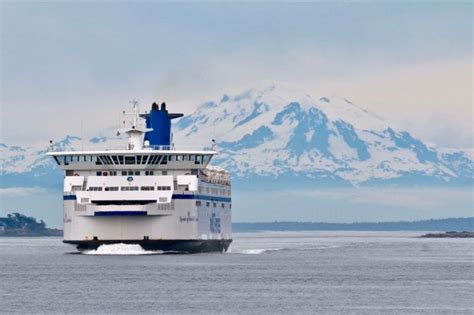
0 231 473 314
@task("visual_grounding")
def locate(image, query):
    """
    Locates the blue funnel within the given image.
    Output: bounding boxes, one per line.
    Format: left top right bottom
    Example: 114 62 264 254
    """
143 102 183 147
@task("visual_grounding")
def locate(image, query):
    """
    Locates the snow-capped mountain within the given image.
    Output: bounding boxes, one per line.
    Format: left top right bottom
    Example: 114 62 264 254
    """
173 83 473 186
1 83 473 188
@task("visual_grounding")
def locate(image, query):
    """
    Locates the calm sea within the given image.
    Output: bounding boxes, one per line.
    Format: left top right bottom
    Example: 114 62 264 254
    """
0 232 473 314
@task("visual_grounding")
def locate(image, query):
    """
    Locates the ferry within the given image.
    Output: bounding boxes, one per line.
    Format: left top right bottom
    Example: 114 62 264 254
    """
47 102 232 253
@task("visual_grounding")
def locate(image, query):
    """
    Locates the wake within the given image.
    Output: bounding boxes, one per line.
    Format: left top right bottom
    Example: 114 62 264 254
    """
82 243 162 255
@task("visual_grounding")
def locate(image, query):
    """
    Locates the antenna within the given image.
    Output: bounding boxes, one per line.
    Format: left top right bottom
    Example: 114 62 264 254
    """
129 99 139 128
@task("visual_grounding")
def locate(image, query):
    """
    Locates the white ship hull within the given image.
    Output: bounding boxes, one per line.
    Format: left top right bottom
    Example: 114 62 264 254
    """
47 101 232 253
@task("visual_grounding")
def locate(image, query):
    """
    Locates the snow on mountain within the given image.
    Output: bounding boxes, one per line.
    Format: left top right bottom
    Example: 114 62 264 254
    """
172 83 473 186
1 83 473 188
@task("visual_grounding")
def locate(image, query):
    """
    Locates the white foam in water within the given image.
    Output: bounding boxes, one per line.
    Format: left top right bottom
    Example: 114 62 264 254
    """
83 243 161 255
228 248 283 255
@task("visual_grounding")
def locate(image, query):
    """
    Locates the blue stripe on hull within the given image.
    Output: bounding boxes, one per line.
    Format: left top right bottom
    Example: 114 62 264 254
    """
172 194 231 202
64 194 231 202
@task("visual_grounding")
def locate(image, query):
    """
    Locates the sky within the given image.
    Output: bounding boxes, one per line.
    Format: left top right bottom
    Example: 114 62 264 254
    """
0 1 473 225
1 1 472 148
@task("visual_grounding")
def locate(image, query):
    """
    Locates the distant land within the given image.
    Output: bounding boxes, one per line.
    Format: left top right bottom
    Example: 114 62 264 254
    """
0 213 62 237
1 213 473 236
233 217 474 233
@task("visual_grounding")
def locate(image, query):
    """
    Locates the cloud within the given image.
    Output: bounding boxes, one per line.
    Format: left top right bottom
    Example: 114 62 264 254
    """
0 187 45 197
291 188 472 211
153 50 472 148
2 45 472 149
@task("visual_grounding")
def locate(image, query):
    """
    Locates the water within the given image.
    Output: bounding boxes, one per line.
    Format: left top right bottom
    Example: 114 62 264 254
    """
0 232 473 314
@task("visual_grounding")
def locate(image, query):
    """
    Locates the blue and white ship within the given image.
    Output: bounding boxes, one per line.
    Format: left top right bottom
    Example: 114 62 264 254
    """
47 102 232 253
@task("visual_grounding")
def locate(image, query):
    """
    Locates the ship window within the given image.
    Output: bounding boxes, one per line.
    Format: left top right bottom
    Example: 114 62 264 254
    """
121 186 139 191
89 186 103 191
53 156 60 165
169 155 176 162
110 171 117 176
160 155 168 165
196 201 201 206
195 155 202 164
104 186 119 191
134 171 140 176
118 156 124 164
157 186 171 191
149 155 159 164
190 155 196 162
213 202 217 207
145 171 154 176
111 156 119 164
162 171 168 175
177 155 183 161
128 171 134 176
137 155 142 164
203 155 211 163
121 171 127 176
141 186 154 191
221 203 225 208
125 156 136 165
183 155 189 161
141 155 149 164
96 171 102 176
206 202 210 207
95 156 104 165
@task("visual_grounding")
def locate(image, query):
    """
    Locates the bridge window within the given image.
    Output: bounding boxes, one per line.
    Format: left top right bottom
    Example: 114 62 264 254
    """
125 156 136 164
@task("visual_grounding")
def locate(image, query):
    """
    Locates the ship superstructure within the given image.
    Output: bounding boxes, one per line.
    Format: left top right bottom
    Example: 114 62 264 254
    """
47 102 232 252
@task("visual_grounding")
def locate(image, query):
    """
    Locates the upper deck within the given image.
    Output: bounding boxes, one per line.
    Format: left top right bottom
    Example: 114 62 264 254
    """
47 147 217 170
